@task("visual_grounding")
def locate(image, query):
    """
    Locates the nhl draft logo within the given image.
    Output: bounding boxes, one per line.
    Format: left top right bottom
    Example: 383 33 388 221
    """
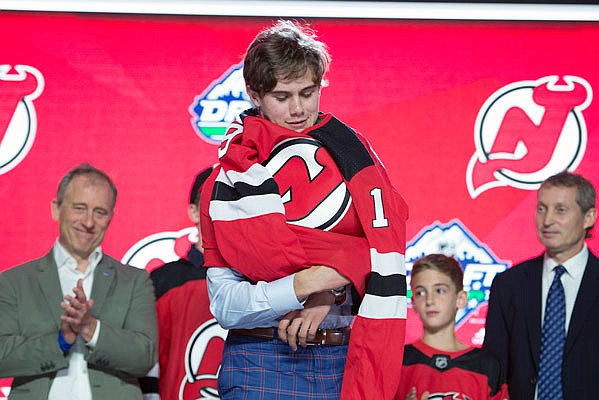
467 75 592 198
406 220 508 344
189 63 252 144
0 65 44 175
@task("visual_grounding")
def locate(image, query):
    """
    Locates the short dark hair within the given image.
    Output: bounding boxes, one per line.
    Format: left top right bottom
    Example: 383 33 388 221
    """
541 171 596 237
189 166 214 205
56 163 117 210
243 20 331 97
411 254 463 292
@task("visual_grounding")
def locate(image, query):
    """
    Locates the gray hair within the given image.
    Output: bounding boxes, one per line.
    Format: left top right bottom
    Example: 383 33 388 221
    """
56 162 117 210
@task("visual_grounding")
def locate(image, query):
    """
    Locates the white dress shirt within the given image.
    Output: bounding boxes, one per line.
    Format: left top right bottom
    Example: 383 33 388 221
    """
48 241 102 400
540 244 588 333
206 267 354 330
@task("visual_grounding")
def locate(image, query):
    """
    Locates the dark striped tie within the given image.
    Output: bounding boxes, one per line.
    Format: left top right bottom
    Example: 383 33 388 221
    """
538 264 566 400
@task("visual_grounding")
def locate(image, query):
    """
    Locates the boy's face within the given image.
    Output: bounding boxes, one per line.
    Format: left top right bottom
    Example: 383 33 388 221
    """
248 69 320 132
410 268 467 334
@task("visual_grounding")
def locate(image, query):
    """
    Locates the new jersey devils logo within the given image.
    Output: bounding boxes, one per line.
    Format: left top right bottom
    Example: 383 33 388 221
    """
0 65 44 175
265 137 350 231
428 394 471 400
122 227 197 270
466 75 592 198
180 319 227 399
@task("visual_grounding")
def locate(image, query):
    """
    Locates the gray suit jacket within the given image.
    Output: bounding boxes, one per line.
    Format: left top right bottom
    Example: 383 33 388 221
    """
0 250 158 399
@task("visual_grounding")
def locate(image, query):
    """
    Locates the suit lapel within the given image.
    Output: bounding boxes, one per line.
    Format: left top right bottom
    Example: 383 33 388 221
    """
90 257 116 316
524 256 543 369
36 252 64 330
565 251 599 356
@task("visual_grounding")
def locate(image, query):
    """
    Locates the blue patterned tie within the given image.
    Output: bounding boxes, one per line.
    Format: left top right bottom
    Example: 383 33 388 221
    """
538 265 566 400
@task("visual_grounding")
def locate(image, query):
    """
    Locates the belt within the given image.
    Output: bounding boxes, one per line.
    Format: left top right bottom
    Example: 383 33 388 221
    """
229 327 351 346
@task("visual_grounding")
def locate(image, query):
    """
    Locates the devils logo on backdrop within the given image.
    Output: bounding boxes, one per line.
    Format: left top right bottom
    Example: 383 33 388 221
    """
0 65 44 175
467 75 592 198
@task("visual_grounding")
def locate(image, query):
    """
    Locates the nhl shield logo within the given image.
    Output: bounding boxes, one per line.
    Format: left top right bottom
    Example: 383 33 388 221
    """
434 355 450 370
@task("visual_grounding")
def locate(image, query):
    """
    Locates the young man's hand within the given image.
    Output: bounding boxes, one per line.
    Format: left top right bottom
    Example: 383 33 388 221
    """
406 387 429 400
293 265 350 301
278 291 334 351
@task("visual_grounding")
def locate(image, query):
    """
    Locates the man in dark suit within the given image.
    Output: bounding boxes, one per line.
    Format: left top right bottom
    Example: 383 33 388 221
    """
0 162 157 399
484 171 598 400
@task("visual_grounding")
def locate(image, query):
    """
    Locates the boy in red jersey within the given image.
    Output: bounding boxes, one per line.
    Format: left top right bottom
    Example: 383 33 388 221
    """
397 254 509 400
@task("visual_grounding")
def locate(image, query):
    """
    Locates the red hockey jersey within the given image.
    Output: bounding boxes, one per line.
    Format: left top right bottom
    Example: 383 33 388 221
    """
201 110 409 399
151 249 225 400
397 340 510 400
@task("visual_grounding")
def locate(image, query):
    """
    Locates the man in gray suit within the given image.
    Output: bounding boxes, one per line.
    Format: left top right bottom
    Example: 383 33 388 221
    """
0 162 157 399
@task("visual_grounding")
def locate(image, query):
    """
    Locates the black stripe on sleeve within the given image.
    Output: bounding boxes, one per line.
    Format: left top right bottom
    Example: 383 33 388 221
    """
366 271 407 297
211 177 279 201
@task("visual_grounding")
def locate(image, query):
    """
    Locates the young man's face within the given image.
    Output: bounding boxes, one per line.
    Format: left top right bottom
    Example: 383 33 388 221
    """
410 269 466 334
51 175 114 263
248 69 320 132
536 184 596 263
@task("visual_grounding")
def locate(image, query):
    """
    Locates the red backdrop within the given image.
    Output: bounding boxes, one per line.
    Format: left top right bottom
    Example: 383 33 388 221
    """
1 10 598 398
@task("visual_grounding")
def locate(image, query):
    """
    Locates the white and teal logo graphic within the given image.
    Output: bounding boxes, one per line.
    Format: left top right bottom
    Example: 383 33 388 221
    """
189 63 252 144
406 220 508 326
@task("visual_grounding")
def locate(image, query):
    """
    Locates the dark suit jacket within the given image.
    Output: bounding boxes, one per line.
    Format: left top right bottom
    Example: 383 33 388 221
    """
483 250 599 400
0 250 158 399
